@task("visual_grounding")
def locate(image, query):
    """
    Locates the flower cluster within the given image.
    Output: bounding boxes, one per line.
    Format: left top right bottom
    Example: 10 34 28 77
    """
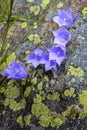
26 8 78 72
1 8 80 79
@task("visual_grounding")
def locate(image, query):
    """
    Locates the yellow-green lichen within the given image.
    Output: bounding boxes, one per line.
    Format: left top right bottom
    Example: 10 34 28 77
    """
51 117 64 128
17 116 24 127
32 103 49 118
67 65 85 77
79 90 87 108
24 114 32 126
24 86 32 97
62 105 73 117
31 77 37 85
4 86 20 99
37 82 43 90
34 34 41 45
64 87 75 97
27 0 33 3
70 78 75 83
57 2 63 8
33 22 38 29
27 34 34 41
6 52 16 66
30 5 40 15
39 115 52 127
79 109 87 119
47 92 60 101
41 0 50 9
82 7 87 15
21 22 27 29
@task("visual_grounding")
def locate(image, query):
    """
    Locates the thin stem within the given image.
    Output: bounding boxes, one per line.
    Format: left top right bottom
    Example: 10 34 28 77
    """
1 0 14 53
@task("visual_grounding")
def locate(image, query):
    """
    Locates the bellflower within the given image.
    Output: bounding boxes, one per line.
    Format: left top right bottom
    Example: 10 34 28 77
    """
52 8 73 28
53 28 72 46
1 61 27 79
40 53 57 71
47 45 67 66
26 48 44 68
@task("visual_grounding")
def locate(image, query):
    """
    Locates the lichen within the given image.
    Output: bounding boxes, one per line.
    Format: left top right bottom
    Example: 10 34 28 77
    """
79 90 87 108
17 116 24 127
64 87 75 97
37 82 43 90
21 22 27 29
24 115 32 126
67 65 85 77
82 7 87 15
41 0 50 9
47 92 60 101
30 5 40 16
24 86 32 97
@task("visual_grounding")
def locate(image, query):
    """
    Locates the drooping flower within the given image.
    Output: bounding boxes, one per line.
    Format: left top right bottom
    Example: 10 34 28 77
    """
40 53 57 71
47 45 67 66
53 28 72 46
26 48 44 68
1 61 27 79
52 8 73 28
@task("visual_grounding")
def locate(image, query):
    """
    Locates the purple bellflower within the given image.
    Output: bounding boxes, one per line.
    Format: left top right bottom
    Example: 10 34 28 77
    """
52 8 73 28
40 53 57 71
1 61 27 79
47 45 67 66
26 48 44 68
53 28 72 46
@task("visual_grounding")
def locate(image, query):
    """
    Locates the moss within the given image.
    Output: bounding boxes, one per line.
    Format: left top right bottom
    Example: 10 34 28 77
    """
24 115 32 126
47 92 60 101
64 87 75 97
67 65 85 77
17 116 24 127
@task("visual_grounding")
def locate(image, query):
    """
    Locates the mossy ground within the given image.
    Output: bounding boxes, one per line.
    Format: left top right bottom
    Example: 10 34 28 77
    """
0 0 87 130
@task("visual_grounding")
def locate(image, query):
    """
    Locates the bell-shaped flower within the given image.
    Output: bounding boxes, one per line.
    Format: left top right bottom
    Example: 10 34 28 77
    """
40 53 57 71
1 61 27 79
53 28 72 46
47 45 67 66
26 48 44 68
52 8 73 28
